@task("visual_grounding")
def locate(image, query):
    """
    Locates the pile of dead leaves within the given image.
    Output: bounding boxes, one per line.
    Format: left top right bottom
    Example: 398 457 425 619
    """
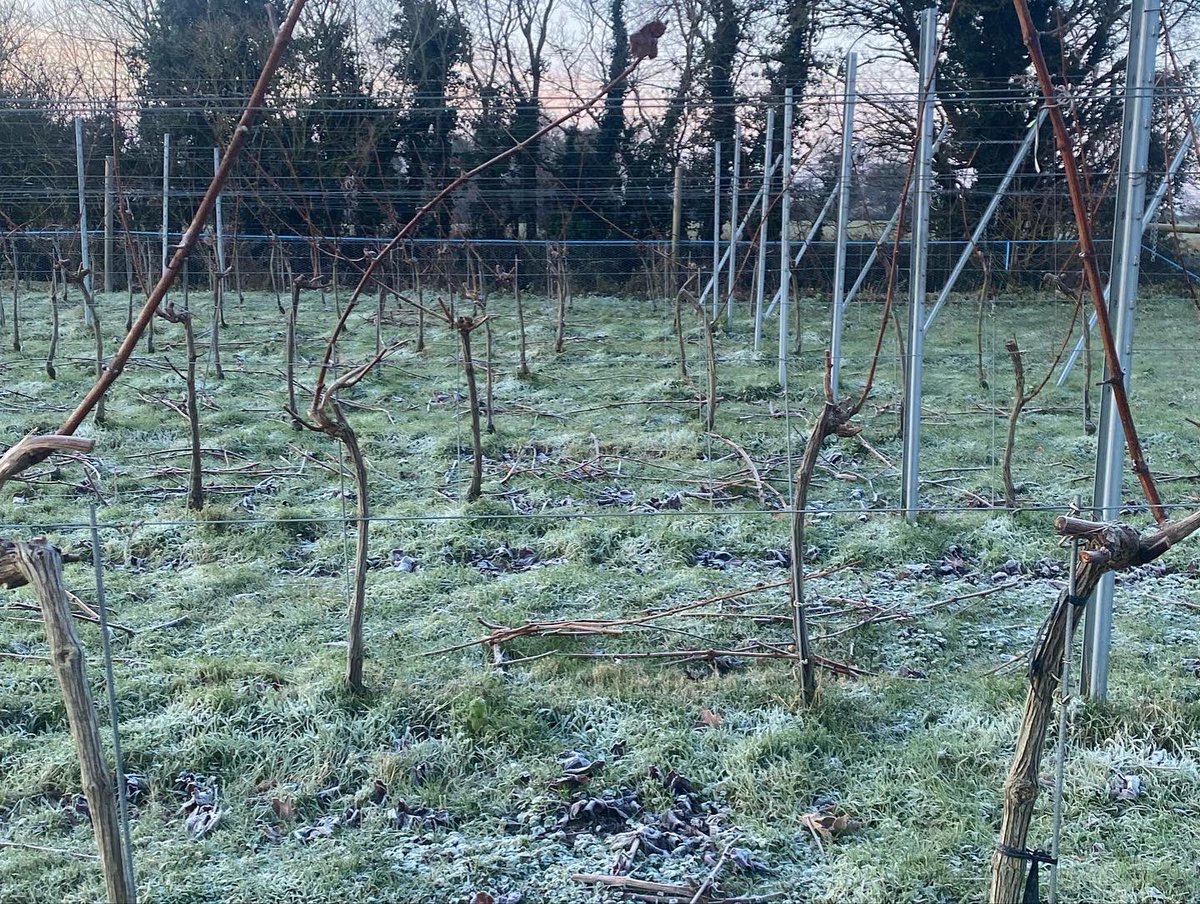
550 758 769 880
292 807 362 843
257 777 451 843
176 771 222 838
606 766 767 875
442 542 562 575
387 799 454 831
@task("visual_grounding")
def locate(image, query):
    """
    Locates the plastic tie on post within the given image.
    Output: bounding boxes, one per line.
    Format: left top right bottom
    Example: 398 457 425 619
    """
996 843 1057 904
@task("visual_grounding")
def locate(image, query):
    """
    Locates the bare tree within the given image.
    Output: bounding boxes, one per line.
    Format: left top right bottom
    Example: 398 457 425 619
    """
465 0 561 237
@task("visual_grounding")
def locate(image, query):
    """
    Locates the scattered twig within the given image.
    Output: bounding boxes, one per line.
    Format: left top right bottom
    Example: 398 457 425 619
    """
424 582 789 657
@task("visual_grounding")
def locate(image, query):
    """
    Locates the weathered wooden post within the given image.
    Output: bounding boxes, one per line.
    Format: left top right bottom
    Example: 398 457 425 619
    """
8 538 137 904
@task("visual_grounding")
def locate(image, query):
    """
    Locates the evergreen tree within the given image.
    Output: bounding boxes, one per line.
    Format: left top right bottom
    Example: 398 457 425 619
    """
381 0 470 231
134 0 282 151
588 0 631 239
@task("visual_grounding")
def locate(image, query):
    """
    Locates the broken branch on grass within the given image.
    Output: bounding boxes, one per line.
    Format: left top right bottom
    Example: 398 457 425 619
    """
913 579 1023 615
6 600 136 637
690 844 735 904
0 435 96 489
707 435 764 504
0 839 101 860
559 647 871 677
424 582 790 657
572 873 780 903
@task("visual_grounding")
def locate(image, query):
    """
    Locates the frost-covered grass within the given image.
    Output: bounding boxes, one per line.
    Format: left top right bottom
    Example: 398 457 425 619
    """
1 285 1199 902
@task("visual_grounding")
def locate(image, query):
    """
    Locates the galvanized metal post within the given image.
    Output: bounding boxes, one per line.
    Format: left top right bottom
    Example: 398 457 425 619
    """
712 141 722 319
74 117 93 326
762 183 839 322
160 134 170 287
841 127 949 312
1056 102 1200 386
829 52 857 400
697 159 780 316
1081 0 1159 699
924 109 1047 331
778 88 794 386
901 7 937 521
103 155 114 295
671 164 683 295
213 147 227 276
753 110 775 352
727 124 741 328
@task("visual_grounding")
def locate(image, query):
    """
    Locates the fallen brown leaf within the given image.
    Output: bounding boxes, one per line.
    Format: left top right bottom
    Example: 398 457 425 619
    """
271 797 296 821
799 810 859 844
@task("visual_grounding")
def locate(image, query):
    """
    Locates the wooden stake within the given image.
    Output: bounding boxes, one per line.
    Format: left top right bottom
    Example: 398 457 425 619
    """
456 316 486 501
552 244 568 354
158 303 204 510
688 291 718 431
47 262 60 379
13 539 136 903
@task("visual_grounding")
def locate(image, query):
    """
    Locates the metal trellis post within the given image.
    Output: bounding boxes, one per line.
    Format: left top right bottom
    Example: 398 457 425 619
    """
160 134 170 300
829 51 857 400
727 124 742 328
104 156 114 295
778 88 794 386
841 126 949 313
697 156 781 315
900 7 938 522
75 117 93 326
712 141 722 319
1082 0 1160 699
1055 103 1200 386
763 182 839 323
213 148 227 277
923 108 1047 332
753 110 775 352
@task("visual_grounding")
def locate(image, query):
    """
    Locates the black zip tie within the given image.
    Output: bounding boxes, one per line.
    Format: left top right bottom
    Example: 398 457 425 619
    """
1065 593 1089 608
996 844 1057 904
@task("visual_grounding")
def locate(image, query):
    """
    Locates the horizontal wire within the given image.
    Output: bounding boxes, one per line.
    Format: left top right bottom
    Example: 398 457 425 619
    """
0 501 1153 534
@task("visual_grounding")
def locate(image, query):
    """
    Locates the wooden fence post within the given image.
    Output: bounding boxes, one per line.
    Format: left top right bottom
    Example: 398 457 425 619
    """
14 538 136 904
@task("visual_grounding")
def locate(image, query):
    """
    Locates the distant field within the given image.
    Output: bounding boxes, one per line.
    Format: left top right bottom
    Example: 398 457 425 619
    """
1 286 1199 903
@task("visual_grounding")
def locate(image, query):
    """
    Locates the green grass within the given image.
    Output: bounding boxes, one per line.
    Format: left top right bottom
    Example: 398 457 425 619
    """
1 282 1199 902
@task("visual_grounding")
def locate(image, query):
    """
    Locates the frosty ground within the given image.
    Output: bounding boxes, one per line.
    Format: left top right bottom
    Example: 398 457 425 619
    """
1 284 1198 902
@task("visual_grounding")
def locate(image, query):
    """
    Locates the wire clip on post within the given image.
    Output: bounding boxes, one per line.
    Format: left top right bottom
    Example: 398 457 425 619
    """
995 843 1058 904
